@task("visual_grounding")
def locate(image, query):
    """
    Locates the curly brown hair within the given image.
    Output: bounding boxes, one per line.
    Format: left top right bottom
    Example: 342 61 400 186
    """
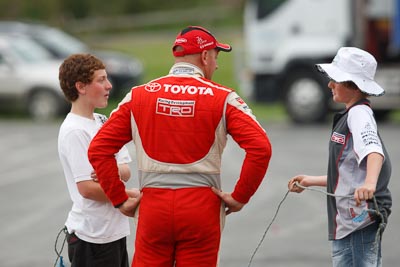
59 54 105 102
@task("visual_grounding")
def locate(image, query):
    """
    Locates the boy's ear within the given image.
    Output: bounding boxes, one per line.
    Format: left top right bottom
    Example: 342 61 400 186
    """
75 81 86 94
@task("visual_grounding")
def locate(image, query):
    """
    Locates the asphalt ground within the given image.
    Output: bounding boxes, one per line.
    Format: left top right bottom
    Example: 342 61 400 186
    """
0 119 398 267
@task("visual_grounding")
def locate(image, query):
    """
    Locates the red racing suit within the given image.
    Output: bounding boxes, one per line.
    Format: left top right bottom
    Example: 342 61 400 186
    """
88 63 272 266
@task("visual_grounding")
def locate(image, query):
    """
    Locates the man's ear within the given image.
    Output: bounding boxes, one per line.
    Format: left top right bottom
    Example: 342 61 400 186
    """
200 50 208 66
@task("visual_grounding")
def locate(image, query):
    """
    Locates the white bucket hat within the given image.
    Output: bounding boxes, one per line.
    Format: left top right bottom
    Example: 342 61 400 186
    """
316 47 385 96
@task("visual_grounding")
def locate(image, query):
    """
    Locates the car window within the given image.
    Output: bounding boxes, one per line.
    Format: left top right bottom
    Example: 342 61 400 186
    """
12 37 53 62
32 27 88 57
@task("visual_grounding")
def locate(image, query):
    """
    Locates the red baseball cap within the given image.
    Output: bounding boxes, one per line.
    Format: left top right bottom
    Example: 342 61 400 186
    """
172 26 232 57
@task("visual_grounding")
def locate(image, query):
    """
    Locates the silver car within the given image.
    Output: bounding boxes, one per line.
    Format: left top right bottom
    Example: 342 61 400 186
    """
0 21 143 99
0 34 69 120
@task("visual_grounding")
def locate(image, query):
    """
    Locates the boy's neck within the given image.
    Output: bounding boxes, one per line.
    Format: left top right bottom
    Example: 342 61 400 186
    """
345 91 367 109
70 101 95 120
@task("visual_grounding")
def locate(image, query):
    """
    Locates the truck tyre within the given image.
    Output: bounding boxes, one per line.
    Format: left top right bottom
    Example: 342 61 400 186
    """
284 70 329 123
373 110 392 122
254 74 280 102
27 89 63 121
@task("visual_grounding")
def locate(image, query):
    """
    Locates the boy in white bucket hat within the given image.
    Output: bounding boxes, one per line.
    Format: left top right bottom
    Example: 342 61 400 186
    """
288 47 392 267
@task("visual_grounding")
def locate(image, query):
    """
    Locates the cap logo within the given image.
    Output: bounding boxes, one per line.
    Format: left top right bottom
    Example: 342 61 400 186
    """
175 37 187 44
196 36 214 49
200 42 214 49
196 36 207 45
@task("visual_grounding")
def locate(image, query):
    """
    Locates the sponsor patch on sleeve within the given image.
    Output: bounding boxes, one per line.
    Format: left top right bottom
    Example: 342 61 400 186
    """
227 92 255 117
233 96 250 110
360 122 380 146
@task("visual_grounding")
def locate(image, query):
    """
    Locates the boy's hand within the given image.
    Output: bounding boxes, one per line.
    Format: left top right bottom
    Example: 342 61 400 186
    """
354 183 376 206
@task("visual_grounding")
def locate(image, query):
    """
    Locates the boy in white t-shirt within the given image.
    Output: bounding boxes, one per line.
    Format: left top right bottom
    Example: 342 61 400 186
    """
58 54 140 266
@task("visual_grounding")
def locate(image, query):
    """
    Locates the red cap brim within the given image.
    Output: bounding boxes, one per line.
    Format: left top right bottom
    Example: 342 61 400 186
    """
216 42 232 52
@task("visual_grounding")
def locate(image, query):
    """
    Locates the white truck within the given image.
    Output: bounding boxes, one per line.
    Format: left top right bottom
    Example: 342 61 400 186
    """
243 0 400 123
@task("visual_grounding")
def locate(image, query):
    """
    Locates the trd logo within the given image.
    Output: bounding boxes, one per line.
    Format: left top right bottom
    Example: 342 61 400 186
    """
331 132 345 144
156 98 195 117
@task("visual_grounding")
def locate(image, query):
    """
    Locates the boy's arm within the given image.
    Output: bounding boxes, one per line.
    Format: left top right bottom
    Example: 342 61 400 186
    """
77 180 110 201
354 152 384 206
288 175 327 193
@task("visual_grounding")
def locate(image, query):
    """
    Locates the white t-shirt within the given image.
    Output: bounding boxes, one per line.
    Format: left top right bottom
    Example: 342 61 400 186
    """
58 112 131 244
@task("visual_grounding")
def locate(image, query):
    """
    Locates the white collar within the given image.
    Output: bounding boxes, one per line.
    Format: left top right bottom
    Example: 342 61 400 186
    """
169 63 204 77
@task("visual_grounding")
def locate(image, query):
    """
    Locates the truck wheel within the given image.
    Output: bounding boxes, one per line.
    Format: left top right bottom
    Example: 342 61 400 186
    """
284 71 329 123
374 110 391 122
27 90 62 121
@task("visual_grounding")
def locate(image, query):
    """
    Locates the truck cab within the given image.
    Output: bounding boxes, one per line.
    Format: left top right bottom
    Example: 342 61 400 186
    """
244 0 400 123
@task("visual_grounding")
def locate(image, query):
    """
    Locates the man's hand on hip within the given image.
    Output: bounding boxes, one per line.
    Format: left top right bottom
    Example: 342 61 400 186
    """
119 194 142 217
212 187 245 215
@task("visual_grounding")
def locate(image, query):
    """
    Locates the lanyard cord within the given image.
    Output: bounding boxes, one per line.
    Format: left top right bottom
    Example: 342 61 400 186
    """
247 190 290 267
53 226 67 267
247 182 385 267
294 182 386 247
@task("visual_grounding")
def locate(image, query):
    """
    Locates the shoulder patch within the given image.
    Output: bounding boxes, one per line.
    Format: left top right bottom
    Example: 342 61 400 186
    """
331 132 345 144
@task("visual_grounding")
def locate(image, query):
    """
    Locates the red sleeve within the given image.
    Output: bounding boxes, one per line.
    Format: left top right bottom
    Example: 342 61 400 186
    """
88 101 133 206
225 103 272 204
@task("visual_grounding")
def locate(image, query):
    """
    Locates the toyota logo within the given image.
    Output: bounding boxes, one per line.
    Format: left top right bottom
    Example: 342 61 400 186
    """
145 82 162 93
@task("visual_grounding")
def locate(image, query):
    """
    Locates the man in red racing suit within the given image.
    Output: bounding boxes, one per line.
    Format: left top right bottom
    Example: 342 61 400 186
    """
88 26 272 267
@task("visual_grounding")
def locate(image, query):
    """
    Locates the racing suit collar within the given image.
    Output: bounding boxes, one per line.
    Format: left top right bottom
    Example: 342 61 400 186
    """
169 63 205 78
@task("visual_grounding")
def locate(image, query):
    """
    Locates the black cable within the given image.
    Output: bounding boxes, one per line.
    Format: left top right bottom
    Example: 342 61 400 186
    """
54 226 67 267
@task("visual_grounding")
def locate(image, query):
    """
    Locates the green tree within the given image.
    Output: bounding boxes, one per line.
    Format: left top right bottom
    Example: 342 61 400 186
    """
60 0 90 19
0 0 59 20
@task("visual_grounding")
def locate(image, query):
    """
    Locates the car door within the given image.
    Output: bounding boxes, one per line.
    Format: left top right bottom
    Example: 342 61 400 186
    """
0 51 25 102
